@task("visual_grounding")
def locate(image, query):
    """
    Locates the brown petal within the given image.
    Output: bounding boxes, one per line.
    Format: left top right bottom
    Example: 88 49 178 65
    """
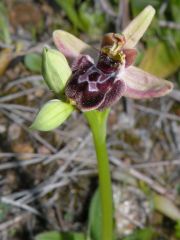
122 66 173 99
123 49 137 68
53 30 98 61
101 33 125 48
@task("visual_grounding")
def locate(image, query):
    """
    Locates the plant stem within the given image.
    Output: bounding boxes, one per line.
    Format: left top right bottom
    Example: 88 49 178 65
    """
85 110 113 240
92 125 113 240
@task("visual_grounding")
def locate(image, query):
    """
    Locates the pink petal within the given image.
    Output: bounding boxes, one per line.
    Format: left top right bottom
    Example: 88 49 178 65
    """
53 30 98 61
122 66 173 99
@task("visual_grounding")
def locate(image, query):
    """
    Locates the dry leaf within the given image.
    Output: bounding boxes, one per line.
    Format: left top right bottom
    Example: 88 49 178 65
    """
0 48 12 76
12 143 34 154
9 2 42 28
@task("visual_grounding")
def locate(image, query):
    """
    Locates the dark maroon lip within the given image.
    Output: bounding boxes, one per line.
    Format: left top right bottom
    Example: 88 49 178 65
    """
96 53 121 74
65 54 126 111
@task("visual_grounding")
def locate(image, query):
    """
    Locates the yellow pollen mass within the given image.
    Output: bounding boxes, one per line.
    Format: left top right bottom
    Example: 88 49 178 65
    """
101 44 126 64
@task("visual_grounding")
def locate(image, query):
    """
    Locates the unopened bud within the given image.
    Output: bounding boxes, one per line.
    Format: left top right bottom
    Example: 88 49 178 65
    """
42 48 71 95
30 99 74 131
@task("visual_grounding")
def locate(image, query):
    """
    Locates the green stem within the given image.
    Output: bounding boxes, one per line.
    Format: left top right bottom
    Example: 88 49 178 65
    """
92 125 113 240
85 109 113 240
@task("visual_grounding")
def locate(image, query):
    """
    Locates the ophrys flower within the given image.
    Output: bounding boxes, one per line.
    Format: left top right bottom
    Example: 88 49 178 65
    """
53 6 173 111
31 5 173 131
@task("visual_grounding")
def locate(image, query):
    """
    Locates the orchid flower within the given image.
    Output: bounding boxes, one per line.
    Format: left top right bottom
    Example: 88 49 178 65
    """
52 8 173 112
31 5 173 131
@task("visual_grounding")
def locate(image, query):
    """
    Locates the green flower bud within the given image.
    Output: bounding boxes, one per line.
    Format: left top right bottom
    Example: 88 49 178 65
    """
30 99 74 131
42 48 72 95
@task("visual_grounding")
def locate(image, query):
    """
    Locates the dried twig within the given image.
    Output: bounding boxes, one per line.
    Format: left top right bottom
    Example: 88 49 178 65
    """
0 88 43 103
0 42 13 49
5 75 43 90
1 109 57 153
116 0 130 32
0 157 45 170
170 89 180 102
0 103 36 112
0 213 30 232
155 99 173 127
12 39 52 58
98 0 116 17
132 159 180 169
111 156 175 201
1 197 40 215
134 104 180 122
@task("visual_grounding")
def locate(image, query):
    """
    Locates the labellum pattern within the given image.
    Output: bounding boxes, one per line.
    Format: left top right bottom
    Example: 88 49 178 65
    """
65 33 137 111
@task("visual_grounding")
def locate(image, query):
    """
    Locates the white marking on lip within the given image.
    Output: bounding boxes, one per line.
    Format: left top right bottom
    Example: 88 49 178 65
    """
88 81 99 92
115 64 125 80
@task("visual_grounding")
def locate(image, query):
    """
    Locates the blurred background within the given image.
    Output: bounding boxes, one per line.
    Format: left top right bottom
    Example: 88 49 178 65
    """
0 0 180 239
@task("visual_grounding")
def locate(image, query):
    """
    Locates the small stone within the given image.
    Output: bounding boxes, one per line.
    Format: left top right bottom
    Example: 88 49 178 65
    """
0 124 6 134
8 123 22 140
38 146 51 155
118 113 135 130
113 184 151 236
34 89 45 97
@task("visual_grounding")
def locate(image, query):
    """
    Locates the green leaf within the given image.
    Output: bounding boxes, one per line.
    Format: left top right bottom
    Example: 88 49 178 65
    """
139 42 180 78
54 0 84 31
153 193 180 221
55 0 105 36
171 0 180 23
175 221 180 238
30 99 74 131
122 228 155 240
130 0 160 16
35 231 62 240
24 53 42 73
78 2 105 37
87 189 102 240
42 48 71 95
61 232 85 240
35 231 85 240
0 2 11 44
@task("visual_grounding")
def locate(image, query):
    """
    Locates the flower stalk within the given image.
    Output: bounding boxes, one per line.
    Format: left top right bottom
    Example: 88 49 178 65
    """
85 109 113 240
